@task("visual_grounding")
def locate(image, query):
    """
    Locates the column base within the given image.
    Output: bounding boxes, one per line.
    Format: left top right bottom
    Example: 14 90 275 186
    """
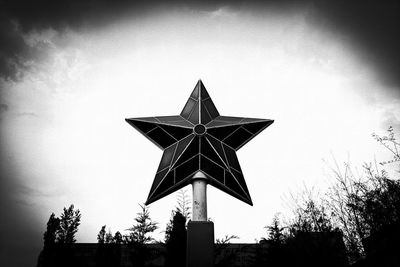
187 221 214 267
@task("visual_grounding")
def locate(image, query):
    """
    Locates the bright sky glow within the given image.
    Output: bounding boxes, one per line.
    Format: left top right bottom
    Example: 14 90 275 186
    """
1 7 399 243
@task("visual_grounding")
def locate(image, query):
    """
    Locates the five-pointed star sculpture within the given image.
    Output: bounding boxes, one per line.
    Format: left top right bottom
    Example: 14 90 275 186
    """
126 80 273 206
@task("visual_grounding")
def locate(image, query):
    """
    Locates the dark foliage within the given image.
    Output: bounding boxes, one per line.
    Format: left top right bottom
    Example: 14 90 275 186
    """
57 204 81 244
258 216 286 267
164 211 187 267
282 231 348 267
124 204 158 267
265 216 284 245
125 204 158 245
37 204 81 267
95 227 124 267
259 209 347 267
113 232 123 244
97 225 106 244
43 213 60 248
214 235 239 267
325 127 400 263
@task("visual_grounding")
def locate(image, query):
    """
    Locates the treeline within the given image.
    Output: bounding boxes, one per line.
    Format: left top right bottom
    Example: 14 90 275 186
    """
261 126 400 266
37 191 190 267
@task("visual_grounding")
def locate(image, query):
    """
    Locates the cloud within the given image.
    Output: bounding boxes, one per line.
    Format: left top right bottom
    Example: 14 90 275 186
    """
0 16 55 81
16 111 37 117
0 0 399 89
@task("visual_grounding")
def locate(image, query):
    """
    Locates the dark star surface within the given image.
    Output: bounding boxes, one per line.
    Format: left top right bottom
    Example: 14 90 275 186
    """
126 80 273 205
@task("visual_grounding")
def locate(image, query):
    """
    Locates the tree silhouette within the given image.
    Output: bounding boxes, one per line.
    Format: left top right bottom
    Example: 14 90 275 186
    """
264 214 285 245
164 211 187 267
43 213 60 248
325 128 400 263
319 127 400 264
113 231 123 244
96 225 122 267
38 213 61 267
125 204 158 267
258 215 286 267
326 163 399 264
57 204 81 244
325 159 368 262
37 205 81 267
259 191 348 267
289 198 336 235
125 204 158 244
105 228 113 244
97 225 106 244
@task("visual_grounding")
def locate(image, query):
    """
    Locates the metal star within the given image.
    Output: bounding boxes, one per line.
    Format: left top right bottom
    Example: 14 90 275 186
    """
126 80 273 205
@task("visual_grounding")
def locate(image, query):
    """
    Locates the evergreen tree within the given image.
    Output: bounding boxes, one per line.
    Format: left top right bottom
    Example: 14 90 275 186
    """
126 204 158 244
265 215 285 245
125 204 158 267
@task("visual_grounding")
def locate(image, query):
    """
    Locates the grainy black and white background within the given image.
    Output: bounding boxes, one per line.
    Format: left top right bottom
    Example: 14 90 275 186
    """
0 1 399 266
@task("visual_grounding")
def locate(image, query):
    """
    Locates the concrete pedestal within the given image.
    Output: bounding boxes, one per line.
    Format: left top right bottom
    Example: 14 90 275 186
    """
187 221 214 267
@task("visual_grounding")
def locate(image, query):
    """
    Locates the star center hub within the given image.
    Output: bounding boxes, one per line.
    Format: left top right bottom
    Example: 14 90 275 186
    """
193 124 206 136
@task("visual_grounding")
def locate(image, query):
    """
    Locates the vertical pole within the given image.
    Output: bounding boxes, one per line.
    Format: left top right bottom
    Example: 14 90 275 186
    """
192 172 207 221
187 171 214 267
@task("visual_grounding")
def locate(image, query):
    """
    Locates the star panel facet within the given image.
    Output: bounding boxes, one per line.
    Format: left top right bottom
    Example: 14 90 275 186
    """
126 80 273 205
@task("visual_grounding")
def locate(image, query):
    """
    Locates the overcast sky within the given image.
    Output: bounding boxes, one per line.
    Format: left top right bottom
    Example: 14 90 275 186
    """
1 1 399 266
